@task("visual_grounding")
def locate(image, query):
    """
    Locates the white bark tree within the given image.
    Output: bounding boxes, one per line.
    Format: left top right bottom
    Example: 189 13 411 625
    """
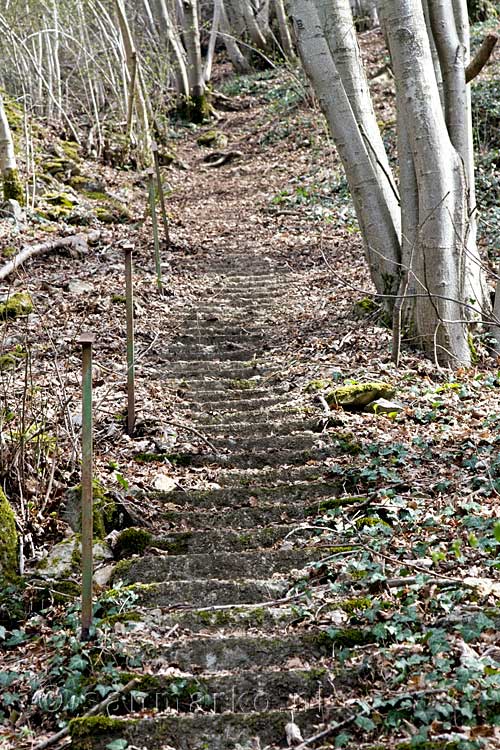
291 0 490 366
0 95 23 204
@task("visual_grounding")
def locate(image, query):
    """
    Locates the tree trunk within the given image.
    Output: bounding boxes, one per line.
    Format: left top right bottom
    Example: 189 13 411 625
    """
0 95 23 204
274 0 296 60
291 0 401 306
381 0 473 365
181 0 208 121
220 0 253 73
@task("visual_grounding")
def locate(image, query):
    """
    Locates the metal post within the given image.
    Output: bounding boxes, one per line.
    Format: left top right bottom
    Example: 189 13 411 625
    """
124 245 135 435
147 167 162 293
151 141 170 249
78 331 95 641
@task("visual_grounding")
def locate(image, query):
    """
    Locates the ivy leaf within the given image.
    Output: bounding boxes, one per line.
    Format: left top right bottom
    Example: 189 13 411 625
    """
105 741 128 750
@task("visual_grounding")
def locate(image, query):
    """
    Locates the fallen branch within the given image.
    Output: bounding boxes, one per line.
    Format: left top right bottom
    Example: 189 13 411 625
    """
32 677 139 750
168 419 218 453
0 230 100 282
466 33 498 83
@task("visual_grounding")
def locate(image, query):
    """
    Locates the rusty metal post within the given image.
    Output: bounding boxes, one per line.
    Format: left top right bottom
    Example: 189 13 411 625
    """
124 245 135 435
78 331 95 641
151 141 170 249
147 167 162 293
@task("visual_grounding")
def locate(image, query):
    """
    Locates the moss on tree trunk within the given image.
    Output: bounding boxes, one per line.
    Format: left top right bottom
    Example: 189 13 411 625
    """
0 488 18 580
3 167 24 203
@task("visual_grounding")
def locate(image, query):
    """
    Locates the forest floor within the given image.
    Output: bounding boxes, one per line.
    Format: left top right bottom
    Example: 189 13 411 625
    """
1 22 500 750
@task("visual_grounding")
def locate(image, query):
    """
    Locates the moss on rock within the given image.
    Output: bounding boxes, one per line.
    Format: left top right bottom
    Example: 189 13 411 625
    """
0 291 33 320
114 528 152 560
0 344 26 371
3 168 24 203
326 381 395 410
0 488 18 580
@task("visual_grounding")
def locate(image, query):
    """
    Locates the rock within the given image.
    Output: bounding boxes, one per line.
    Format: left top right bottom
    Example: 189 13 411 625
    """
0 199 24 222
37 536 77 579
197 129 228 148
67 280 93 295
0 488 18 581
153 473 177 492
94 563 115 586
364 398 404 415
325 381 395 410
37 535 113 580
0 292 33 321
114 528 153 560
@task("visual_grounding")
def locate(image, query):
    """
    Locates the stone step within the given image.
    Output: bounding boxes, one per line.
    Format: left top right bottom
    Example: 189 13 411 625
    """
153 478 340 508
202 417 316 437
160 603 295 633
122 547 322 584
113 667 334 714
181 387 277 402
161 500 313 529
152 630 339 672
181 445 335 470
186 395 293 413
181 324 265 337
164 348 261 362
158 361 267 378
216 462 325 487
69 707 324 750
176 333 265 346
154 524 306 552
193 404 305 424
136 577 288 607
208 432 318 453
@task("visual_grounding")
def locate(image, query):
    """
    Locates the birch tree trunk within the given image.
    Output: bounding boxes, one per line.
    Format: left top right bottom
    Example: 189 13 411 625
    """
220 0 252 73
274 0 296 60
181 0 209 121
292 0 490 366
291 0 401 306
0 95 23 203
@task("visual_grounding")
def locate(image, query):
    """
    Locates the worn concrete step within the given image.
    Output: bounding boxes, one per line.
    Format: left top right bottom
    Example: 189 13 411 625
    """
216 462 325 487
182 445 336 470
154 524 305 552
153 478 340 508
69 707 324 750
122 547 321 584
136 577 288 607
154 630 339 672
202 417 316 437
161 500 313 529
160 603 296 633
114 667 334 714
181 324 265 336
181 387 278 402
176 332 265 346
209 432 318 453
186 395 294 413
158 361 267 378
164 348 261 362
192 408 305 425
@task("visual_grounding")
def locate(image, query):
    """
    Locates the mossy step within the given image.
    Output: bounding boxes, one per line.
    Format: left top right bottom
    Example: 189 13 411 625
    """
154 524 306 552
164 347 261 362
161 499 312 529
150 629 372 671
164 376 268 391
112 667 335 714
160 603 295 632
208 432 317 453
186 395 294 413
202 417 316 437
176 332 265 345
120 547 323 584
158 362 267 378
69 707 322 750
180 445 337 470
182 387 277 402
216 462 325 487
136 577 288 607
179 326 265 346
152 478 340 508
192 407 304 425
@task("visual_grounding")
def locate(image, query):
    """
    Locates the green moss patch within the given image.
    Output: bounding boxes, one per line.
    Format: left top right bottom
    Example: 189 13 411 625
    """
0 292 33 320
0 488 18 580
326 381 395 410
114 528 152 560
0 344 26 371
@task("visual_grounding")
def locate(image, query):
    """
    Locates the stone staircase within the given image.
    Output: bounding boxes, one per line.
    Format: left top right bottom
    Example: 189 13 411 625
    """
70 253 349 750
